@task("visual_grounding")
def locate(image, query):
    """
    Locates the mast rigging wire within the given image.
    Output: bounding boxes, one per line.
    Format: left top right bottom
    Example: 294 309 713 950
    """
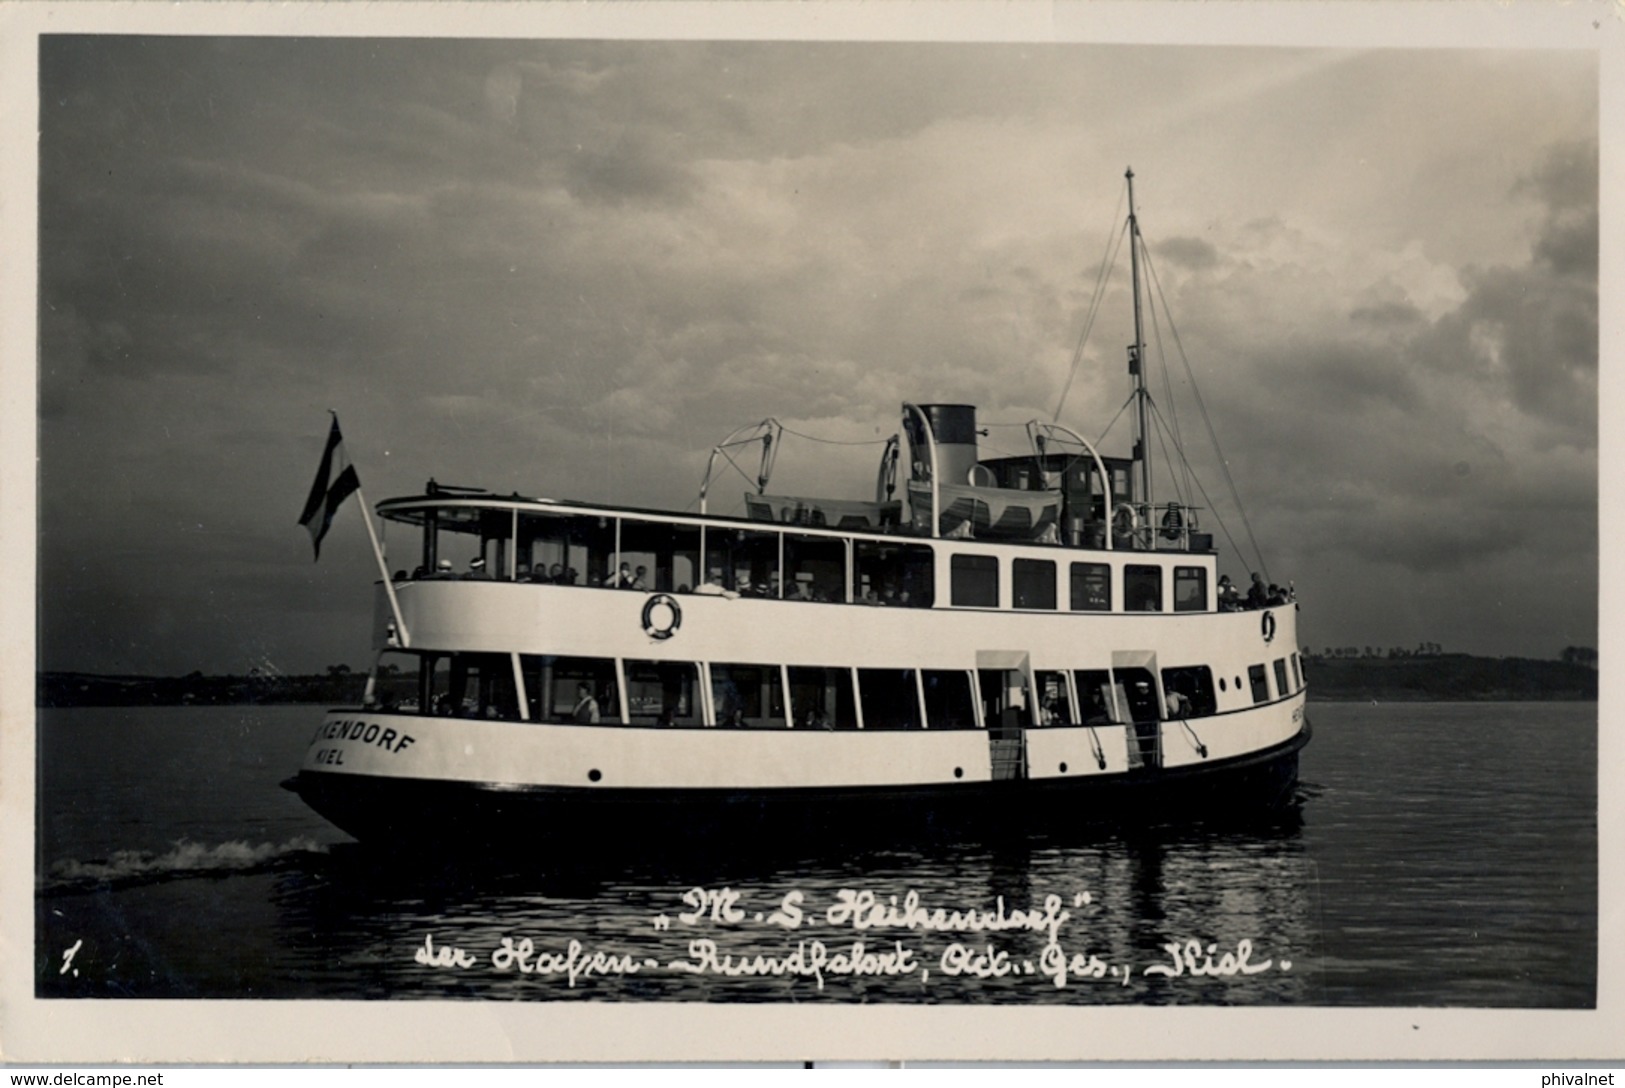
1140 244 1271 581
1143 396 1250 564
1093 392 1136 449
1143 256 1196 512
1053 183 1130 423
776 425 892 447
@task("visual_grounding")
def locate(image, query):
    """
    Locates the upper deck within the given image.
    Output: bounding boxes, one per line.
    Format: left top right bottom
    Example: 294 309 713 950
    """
370 401 1291 628
376 487 1228 616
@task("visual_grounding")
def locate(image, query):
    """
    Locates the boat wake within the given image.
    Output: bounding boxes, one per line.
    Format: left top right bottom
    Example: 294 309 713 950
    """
40 836 331 896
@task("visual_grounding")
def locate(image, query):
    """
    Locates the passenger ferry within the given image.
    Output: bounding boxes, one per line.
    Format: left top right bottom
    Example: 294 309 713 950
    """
285 172 1309 846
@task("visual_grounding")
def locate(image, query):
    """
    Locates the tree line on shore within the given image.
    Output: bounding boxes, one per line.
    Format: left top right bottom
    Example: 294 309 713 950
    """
1300 652 1595 701
37 668 369 708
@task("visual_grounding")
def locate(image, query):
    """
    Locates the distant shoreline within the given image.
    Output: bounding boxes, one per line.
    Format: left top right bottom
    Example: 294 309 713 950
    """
36 652 1596 708
1298 653 1595 702
1310 695 1597 704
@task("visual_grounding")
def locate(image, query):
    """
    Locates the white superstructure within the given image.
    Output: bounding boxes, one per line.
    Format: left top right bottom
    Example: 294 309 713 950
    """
285 173 1311 843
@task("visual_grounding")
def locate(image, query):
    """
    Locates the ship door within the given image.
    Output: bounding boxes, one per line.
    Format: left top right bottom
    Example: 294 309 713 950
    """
977 651 1032 781
1112 650 1162 770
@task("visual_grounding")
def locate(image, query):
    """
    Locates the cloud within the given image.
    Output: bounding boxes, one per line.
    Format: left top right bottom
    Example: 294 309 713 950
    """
33 40 1598 672
1117 138 1595 594
1406 140 1597 449
1349 300 1424 328
1159 236 1220 271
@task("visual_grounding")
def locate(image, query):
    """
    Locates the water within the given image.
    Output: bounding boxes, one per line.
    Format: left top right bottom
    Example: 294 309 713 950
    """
35 702 1595 1005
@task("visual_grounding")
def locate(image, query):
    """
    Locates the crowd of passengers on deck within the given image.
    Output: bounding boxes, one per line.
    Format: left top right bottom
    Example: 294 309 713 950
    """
393 558 922 605
391 542 1293 617
1216 572 1296 612
401 557 587 584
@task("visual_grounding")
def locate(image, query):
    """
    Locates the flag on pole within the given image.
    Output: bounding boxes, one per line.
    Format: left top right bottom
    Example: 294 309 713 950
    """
298 415 361 560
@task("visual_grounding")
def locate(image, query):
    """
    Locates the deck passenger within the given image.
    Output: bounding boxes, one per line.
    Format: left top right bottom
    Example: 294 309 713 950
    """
1164 689 1191 720
463 557 489 580
1246 572 1268 609
694 573 737 599
608 562 633 588
1218 575 1241 611
572 683 601 724
630 565 649 591
430 559 456 579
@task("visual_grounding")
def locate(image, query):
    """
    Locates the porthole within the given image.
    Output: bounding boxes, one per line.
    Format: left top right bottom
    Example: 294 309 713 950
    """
588 769 603 783
1059 762 1069 774
1218 677 1227 692
953 767 964 779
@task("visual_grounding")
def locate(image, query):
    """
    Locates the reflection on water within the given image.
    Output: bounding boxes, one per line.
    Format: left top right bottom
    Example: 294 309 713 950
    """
35 703 1595 1006
243 809 1321 1004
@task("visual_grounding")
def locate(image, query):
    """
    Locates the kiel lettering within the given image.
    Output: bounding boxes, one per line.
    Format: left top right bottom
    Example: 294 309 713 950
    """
308 718 416 755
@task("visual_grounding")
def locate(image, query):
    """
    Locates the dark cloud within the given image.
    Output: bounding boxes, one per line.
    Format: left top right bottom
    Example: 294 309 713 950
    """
1158 236 1220 271
1349 300 1424 327
1406 140 1597 448
32 39 1598 672
1128 139 1595 597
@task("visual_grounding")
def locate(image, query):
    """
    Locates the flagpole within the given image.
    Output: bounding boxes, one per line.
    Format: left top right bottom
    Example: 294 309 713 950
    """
302 411 412 650
354 481 411 649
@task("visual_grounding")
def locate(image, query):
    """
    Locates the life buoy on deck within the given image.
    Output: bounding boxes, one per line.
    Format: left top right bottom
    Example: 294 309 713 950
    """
1159 503 1184 542
875 437 900 503
1261 610 1277 644
642 593 682 640
1112 503 1139 539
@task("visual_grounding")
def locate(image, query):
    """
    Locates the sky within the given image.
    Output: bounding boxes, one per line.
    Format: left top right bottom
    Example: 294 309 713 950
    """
30 32 1599 676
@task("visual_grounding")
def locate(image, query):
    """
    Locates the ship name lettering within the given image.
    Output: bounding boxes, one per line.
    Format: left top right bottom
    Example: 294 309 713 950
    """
826 889 1070 944
672 938 916 991
1142 938 1272 978
680 886 746 925
765 890 804 929
310 719 415 754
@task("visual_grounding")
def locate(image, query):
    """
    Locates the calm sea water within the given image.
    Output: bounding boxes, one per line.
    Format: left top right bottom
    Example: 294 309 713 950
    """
35 702 1595 1006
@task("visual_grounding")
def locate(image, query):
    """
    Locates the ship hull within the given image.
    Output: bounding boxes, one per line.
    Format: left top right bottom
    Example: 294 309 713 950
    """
283 720 1308 850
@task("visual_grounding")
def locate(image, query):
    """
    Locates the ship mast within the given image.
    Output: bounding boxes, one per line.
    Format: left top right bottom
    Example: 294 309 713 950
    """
1126 166 1151 513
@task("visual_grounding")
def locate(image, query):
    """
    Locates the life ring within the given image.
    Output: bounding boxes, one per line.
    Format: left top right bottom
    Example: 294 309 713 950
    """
1159 504 1184 542
875 437 899 502
1112 503 1139 538
642 593 682 640
1261 610 1277 644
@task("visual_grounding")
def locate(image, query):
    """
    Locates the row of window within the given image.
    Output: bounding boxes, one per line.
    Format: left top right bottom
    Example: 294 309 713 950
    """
950 555 1207 613
367 649 1303 729
393 507 1212 613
